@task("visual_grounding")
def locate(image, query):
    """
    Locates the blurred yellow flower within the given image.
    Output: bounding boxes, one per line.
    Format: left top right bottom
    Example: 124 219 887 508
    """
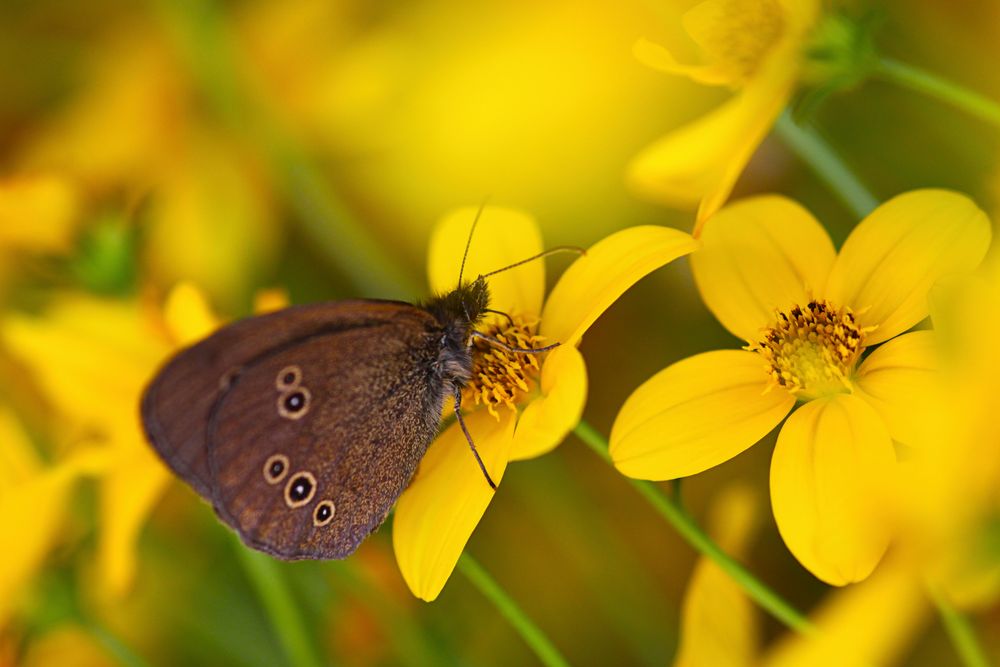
628 0 820 232
19 28 280 310
0 174 81 255
673 486 760 667
393 206 699 601
674 486 927 667
0 407 107 628
894 260 1000 610
1 282 219 596
610 190 991 585
16 625 118 667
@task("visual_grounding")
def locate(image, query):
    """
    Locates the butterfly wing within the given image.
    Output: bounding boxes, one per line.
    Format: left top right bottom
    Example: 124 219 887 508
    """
141 300 448 559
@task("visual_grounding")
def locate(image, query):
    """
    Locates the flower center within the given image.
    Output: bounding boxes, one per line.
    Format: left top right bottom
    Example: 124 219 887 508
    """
687 0 786 82
466 315 545 419
751 300 866 400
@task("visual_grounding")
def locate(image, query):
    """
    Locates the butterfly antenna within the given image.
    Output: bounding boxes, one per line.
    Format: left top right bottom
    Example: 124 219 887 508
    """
480 246 586 279
458 197 491 286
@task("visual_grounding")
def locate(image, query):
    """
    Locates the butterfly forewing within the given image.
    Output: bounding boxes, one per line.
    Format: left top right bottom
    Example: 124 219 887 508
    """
141 300 448 559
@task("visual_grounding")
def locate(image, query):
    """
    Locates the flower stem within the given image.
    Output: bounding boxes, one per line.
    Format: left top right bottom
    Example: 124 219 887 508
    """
774 110 879 220
930 588 992 667
83 622 153 667
573 420 816 636
457 553 571 667
234 543 324 667
874 57 1000 130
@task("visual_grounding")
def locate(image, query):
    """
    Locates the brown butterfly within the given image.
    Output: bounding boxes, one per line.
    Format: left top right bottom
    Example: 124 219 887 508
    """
141 209 570 560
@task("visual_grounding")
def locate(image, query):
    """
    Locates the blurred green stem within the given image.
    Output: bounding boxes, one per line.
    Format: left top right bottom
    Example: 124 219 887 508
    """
573 421 816 636
83 622 152 667
930 588 991 667
774 110 879 219
457 554 571 667
235 544 324 667
874 57 1000 131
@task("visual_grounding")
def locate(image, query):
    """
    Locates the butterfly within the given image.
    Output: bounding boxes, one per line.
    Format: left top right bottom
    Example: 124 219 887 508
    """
141 208 571 560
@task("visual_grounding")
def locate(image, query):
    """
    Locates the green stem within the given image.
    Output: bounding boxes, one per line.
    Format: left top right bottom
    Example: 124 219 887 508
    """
573 421 815 636
83 622 153 667
774 110 879 219
235 543 325 667
457 553 571 667
875 57 1000 130
930 589 992 667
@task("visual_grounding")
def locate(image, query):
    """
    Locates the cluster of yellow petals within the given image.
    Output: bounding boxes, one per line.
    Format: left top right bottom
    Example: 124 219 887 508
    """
467 317 544 418
629 0 819 228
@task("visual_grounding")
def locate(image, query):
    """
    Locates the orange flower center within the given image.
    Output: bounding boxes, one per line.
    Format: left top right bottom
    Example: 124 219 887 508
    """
466 315 545 419
751 300 866 400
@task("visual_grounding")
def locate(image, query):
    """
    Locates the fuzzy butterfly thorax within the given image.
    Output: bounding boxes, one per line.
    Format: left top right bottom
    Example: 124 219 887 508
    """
421 276 491 390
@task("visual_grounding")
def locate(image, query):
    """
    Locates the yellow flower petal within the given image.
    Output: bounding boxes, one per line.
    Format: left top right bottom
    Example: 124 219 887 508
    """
19 626 118 667
675 485 761 667
633 37 734 86
540 226 698 347
2 297 166 426
770 395 895 586
393 408 515 601
163 281 221 346
0 175 80 254
508 345 587 461
611 350 793 480
854 331 938 447
0 408 108 627
627 65 795 225
253 287 290 314
690 196 836 343
99 432 171 596
427 206 544 316
683 0 788 85
762 563 926 667
825 190 991 345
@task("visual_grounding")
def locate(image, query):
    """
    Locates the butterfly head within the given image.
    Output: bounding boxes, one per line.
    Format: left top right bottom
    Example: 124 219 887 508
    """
422 275 490 332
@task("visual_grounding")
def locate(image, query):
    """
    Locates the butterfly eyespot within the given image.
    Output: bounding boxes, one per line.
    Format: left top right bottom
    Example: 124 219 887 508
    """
263 454 290 484
313 500 336 526
277 388 311 419
284 471 317 508
276 365 302 391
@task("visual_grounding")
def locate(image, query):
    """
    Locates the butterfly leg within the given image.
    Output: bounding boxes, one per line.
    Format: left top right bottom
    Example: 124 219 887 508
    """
453 389 498 490
469 330 561 355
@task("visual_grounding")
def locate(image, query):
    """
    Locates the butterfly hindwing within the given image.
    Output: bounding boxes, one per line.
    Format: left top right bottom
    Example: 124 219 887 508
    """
141 300 448 558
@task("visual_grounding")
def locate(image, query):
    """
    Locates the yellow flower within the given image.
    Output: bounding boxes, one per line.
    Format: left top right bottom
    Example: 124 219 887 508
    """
0 407 107 628
673 486 761 667
1 283 219 596
20 29 280 310
611 190 991 585
0 174 81 255
893 260 1000 609
674 486 927 667
628 0 820 232
393 206 699 601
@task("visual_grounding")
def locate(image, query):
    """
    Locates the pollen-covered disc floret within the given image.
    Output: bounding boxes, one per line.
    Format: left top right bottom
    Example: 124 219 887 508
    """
467 316 546 419
751 299 867 399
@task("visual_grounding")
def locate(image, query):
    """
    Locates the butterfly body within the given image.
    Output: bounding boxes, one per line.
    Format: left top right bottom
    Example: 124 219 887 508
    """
142 278 490 560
